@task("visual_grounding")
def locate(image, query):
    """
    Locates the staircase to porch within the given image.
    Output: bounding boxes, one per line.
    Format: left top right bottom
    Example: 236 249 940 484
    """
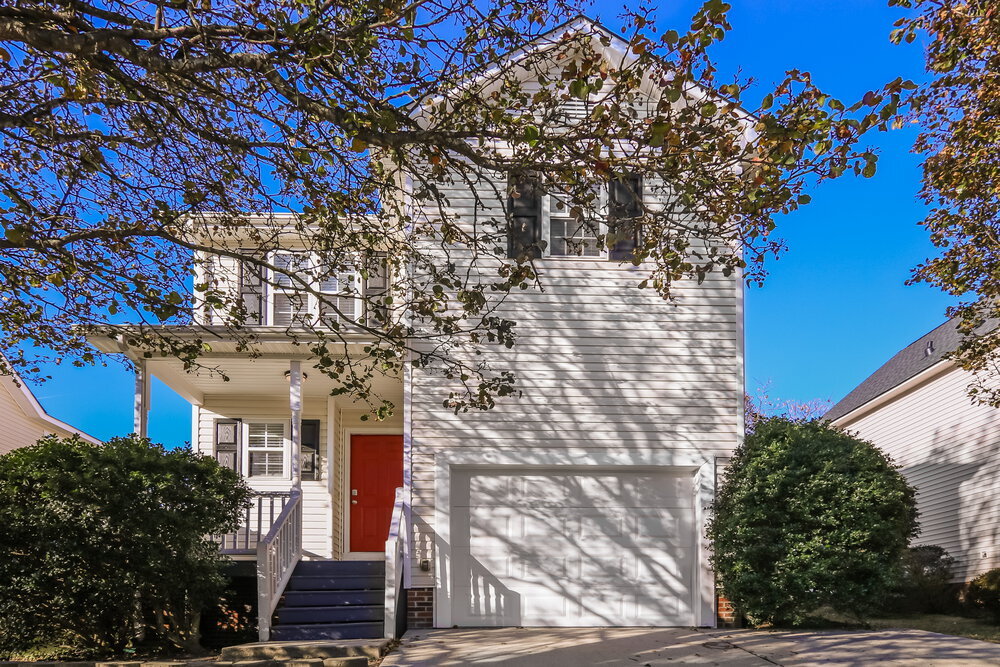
271 560 386 640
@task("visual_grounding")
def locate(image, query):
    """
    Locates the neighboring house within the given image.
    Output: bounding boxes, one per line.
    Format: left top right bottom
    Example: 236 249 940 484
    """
90 17 743 641
827 318 1000 583
0 358 100 455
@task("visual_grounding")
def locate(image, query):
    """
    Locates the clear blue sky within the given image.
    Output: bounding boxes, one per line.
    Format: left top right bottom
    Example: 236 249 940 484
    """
28 0 953 447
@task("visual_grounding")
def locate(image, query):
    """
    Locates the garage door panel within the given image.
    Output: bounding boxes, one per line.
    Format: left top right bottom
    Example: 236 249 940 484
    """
452 467 696 627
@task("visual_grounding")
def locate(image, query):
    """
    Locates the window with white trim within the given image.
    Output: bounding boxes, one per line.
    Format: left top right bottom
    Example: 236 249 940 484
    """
246 422 287 478
506 176 642 259
265 251 361 327
548 187 602 257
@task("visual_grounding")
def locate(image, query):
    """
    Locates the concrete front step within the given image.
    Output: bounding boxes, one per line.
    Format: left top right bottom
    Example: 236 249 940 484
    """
285 575 384 591
271 622 383 641
280 590 382 607
277 604 384 624
220 640 388 662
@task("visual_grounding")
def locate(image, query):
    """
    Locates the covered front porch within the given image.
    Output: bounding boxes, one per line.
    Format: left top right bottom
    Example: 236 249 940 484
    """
90 331 410 641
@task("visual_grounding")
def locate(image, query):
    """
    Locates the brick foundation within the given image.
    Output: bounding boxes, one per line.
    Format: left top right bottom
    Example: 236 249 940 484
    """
407 587 434 629
717 596 741 628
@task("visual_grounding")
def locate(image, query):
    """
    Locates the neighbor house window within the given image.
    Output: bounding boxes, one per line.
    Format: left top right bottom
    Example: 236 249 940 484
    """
246 422 287 478
265 251 361 327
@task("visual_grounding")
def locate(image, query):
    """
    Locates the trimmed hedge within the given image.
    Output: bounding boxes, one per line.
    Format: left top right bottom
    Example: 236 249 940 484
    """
0 435 251 657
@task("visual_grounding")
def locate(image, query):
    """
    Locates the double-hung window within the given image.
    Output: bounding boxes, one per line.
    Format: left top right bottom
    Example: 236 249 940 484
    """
266 251 361 327
246 422 287 478
506 175 644 260
271 252 311 326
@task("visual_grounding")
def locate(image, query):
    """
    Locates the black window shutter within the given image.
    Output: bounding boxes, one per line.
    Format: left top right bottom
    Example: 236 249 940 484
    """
301 419 321 481
507 175 542 260
238 249 264 324
609 175 643 261
214 419 240 474
363 253 389 326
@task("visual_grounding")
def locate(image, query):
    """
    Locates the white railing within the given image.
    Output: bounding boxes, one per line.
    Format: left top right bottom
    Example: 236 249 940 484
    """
256 489 303 642
215 491 293 555
384 486 408 639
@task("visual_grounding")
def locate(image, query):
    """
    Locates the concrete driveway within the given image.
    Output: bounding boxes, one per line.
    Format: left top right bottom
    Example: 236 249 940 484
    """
379 627 1000 666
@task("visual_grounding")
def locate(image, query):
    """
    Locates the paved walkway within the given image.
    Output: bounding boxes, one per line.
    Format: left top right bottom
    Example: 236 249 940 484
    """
379 627 1000 666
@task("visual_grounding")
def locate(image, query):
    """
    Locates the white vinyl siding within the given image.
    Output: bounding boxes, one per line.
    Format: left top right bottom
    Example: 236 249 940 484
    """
834 364 1000 582
0 381 80 455
407 167 743 593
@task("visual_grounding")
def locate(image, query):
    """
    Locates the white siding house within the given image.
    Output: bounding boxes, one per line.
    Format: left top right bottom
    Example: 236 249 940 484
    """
90 16 744 640
0 359 99 454
827 319 1000 583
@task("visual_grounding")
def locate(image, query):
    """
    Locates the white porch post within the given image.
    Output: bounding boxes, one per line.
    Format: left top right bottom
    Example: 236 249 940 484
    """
289 360 303 492
133 358 150 438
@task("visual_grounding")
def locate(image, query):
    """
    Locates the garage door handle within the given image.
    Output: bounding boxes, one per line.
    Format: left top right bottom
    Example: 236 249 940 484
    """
351 500 358 504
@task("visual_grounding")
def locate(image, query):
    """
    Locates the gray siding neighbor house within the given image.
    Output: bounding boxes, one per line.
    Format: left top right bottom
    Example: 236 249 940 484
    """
827 318 1000 582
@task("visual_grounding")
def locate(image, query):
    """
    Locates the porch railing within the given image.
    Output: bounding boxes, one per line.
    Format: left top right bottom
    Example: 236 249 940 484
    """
384 486 408 639
256 489 303 642
215 491 293 555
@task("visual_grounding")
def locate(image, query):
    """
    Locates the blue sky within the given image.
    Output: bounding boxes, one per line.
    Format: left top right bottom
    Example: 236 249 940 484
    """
28 0 954 446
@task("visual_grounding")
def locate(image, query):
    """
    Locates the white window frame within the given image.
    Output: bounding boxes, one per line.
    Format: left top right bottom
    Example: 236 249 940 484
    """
243 420 291 479
264 250 362 327
538 179 645 260
542 187 608 259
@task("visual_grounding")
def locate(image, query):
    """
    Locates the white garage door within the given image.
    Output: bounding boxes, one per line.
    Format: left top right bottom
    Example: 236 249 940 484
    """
450 467 696 627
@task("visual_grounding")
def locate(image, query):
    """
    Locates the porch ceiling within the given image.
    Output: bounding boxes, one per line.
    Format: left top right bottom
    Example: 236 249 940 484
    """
87 327 403 406
146 356 403 406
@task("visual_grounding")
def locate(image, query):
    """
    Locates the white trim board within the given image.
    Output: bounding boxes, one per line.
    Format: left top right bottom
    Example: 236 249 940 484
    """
432 447 718 629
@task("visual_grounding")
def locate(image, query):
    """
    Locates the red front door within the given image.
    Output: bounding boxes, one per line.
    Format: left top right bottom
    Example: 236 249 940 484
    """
349 434 403 552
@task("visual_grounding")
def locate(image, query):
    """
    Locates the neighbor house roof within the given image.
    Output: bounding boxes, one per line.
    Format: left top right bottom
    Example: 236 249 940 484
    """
825 317 979 423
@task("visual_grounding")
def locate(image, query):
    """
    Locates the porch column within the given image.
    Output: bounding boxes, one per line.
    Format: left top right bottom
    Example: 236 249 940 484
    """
133 358 150 438
289 360 303 492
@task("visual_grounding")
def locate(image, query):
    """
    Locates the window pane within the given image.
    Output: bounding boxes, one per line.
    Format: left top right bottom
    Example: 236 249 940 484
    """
249 451 284 477
273 253 309 288
549 191 600 257
273 292 308 327
248 422 284 448
318 265 359 324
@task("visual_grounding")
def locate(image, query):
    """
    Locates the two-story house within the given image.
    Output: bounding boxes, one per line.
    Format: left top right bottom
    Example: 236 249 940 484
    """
90 17 744 642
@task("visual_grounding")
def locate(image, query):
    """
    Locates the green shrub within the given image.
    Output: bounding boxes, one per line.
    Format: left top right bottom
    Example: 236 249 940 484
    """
707 417 918 626
890 545 957 614
966 568 1000 622
0 435 251 658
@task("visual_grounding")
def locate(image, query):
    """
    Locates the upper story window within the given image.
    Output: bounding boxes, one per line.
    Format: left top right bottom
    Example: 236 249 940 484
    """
507 174 643 261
